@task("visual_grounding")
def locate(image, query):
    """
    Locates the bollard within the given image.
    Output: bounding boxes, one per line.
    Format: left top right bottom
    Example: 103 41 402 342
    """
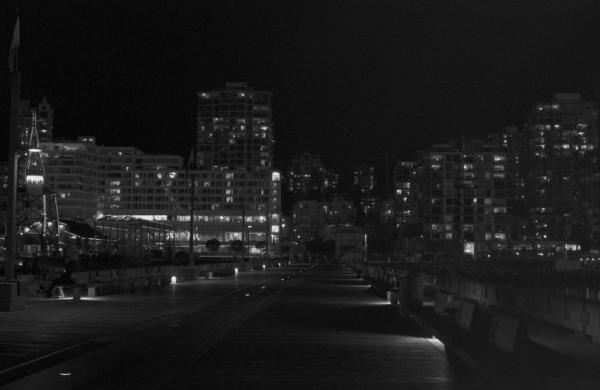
87 286 97 297
55 287 65 298
73 286 81 300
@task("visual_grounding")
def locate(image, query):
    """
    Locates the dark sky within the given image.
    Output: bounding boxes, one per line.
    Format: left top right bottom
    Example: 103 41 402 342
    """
3 0 600 179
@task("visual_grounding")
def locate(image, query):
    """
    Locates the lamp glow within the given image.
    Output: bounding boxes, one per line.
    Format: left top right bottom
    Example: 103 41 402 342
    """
170 275 177 284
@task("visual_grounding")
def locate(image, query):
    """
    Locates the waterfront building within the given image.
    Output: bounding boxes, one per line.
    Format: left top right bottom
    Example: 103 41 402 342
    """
393 161 418 227
353 165 376 195
196 82 273 171
413 138 512 259
291 197 356 244
36 136 281 258
518 93 600 253
287 153 339 199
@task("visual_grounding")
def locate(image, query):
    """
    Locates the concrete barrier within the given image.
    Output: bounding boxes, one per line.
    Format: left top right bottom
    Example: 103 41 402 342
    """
434 292 450 314
386 290 399 305
565 300 586 332
488 312 520 354
454 299 476 330
586 303 600 341
419 269 600 347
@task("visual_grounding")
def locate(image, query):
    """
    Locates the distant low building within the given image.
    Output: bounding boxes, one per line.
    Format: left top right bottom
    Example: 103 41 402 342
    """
291 196 357 258
287 153 339 199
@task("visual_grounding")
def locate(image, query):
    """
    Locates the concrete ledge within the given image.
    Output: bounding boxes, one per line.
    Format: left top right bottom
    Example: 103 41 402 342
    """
0 282 25 311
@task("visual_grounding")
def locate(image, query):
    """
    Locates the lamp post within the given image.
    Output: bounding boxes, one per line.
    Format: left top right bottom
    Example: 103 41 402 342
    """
188 146 196 268
363 233 368 263
183 147 197 281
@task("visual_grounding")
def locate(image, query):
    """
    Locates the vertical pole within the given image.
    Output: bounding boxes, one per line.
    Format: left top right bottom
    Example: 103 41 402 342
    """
188 146 195 267
54 195 60 254
242 203 246 262
242 91 249 265
5 14 21 281
265 177 271 259
41 194 47 257
364 233 368 262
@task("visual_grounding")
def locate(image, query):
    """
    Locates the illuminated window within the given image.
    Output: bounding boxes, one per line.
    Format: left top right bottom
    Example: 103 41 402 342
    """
464 242 475 255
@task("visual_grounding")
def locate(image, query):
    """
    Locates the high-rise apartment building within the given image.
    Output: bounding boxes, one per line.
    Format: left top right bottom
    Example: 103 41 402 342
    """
393 161 419 228
196 82 273 171
413 138 511 258
194 82 281 256
353 165 377 215
520 93 600 250
353 165 376 194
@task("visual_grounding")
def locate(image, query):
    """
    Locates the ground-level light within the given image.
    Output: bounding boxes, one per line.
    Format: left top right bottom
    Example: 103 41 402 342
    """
171 275 177 284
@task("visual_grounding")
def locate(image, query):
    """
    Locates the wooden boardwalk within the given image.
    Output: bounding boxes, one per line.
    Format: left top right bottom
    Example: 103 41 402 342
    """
141 265 483 389
1 265 485 389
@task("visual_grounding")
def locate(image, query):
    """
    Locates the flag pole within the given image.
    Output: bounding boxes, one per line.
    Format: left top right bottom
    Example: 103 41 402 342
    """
6 12 21 282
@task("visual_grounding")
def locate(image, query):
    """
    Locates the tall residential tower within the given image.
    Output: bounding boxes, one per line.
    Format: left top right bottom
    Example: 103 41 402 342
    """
196 82 273 171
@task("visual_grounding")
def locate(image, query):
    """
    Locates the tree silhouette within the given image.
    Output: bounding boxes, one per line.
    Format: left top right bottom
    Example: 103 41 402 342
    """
230 240 243 252
206 239 221 252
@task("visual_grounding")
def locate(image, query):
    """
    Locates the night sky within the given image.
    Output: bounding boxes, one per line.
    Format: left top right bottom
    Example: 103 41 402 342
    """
3 1 600 180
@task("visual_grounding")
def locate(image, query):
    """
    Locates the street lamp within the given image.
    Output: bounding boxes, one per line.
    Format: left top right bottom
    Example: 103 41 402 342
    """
363 233 368 262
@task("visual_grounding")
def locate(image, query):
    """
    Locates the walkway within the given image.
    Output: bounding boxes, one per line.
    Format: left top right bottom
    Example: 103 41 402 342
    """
1 264 484 389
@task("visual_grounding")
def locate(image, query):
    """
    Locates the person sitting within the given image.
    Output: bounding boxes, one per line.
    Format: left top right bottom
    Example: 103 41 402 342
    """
46 260 75 298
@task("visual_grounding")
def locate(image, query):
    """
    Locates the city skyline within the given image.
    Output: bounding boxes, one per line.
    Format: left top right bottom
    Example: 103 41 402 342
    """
3 1 600 176
3 5 600 387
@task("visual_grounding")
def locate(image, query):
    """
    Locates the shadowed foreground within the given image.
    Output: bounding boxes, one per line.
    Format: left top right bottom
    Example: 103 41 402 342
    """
131 264 484 389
